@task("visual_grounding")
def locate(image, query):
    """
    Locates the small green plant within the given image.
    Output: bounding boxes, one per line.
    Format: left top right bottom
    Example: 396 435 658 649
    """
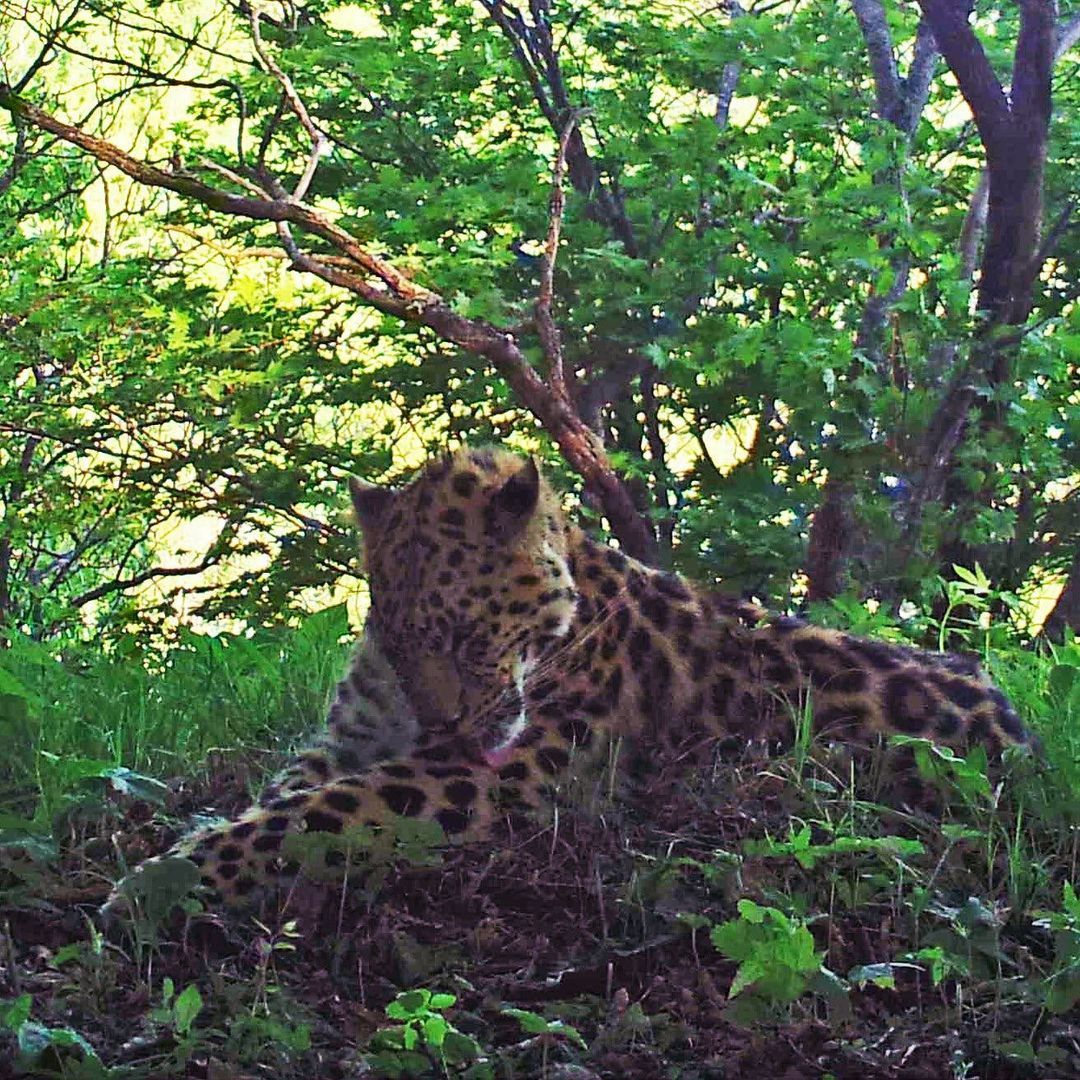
890 736 995 809
501 1008 587 1076
366 988 486 1078
283 816 446 898
152 977 204 1037
0 992 109 1078
900 894 1006 1029
109 853 205 952
1035 881 1080 1014
250 918 302 1015
708 899 841 1022
934 564 1022 655
745 822 924 870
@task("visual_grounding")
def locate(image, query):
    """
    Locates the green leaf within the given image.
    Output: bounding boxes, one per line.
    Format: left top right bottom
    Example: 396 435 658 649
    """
1048 664 1079 701
442 1028 484 1062
422 1014 448 1048
502 1007 550 1035
0 668 33 700
115 855 203 926
172 984 203 1036
0 993 32 1031
387 989 431 1019
18 1021 99 1063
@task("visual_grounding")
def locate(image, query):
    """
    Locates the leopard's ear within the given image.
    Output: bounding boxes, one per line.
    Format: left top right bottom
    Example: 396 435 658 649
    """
488 457 540 539
349 477 396 531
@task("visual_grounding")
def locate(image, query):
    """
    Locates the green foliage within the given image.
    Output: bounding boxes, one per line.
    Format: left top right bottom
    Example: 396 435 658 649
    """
367 989 486 1078
500 1008 586 1050
154 978 204 1037
745 823 924 871
1 0 1076 631
110 855 204 935
1036 883 1080 1015
0 607 349 830
0 993 109 1078
0 2 1079 1072
708 899 832 1021
282 815 446 897
895 737 995 808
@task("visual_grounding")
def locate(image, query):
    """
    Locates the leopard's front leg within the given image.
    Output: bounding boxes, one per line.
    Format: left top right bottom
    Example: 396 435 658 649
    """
101 723 575 914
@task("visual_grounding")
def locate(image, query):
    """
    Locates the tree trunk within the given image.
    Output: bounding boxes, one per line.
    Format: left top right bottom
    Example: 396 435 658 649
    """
806 481 855 602
899 0 1056 603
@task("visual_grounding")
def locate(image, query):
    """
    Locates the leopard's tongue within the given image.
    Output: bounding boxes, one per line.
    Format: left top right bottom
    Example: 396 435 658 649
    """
481 744 518 769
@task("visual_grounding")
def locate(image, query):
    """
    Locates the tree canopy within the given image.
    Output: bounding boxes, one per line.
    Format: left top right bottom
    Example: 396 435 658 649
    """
1 0 1077 641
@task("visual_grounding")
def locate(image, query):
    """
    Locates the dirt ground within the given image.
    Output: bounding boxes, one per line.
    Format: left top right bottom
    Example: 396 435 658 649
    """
2 756 1078 1078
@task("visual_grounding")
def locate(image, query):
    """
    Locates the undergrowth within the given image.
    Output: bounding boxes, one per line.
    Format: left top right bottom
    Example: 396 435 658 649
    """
1 578 1079 1078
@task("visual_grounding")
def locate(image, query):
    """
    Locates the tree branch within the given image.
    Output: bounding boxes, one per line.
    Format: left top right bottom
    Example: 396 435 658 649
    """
1012 0 1056 130
903 18 941 132
481 0 640 257
0 83 431 301
714 0 745 129
536 111 581 400
0 84 658 561
1057 12 1080 55
0 118 27 196
917 0 1013 148
851 0 903 124
67 548 230 609
248 6 326 201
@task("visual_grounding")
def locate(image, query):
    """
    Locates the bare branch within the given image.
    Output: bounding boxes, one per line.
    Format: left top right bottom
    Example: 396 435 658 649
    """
1058 13 1080 55
0 85 431 302
196 156 266 198
714 0 744 129
958 169 990 281
536 111 581 400
903 18 940 133
248 6 327 201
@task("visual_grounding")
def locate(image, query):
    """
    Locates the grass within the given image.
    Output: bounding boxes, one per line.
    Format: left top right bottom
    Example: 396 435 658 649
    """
1 591 1080 1078
0 605 351 827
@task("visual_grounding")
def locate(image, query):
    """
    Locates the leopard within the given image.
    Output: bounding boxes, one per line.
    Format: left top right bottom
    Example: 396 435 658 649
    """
256 626 421 804
104 446 1033 912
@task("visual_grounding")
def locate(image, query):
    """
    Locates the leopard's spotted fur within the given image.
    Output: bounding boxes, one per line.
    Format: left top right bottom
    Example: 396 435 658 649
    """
257 627 419 805
105 447 1032 911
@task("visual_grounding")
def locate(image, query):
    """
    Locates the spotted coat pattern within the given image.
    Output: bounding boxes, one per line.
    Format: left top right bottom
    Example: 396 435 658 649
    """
105 448 1032 910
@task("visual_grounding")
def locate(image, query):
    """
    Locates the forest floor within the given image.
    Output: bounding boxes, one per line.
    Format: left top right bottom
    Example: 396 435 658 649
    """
3 737 1080 1080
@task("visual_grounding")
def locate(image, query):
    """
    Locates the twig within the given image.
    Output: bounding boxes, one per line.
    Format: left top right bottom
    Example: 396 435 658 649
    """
536 111 583 400
196 156 266 198
247 5 327 201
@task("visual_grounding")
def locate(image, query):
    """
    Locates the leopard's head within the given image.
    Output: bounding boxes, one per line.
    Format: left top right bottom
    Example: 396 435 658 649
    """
351 447 577 761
